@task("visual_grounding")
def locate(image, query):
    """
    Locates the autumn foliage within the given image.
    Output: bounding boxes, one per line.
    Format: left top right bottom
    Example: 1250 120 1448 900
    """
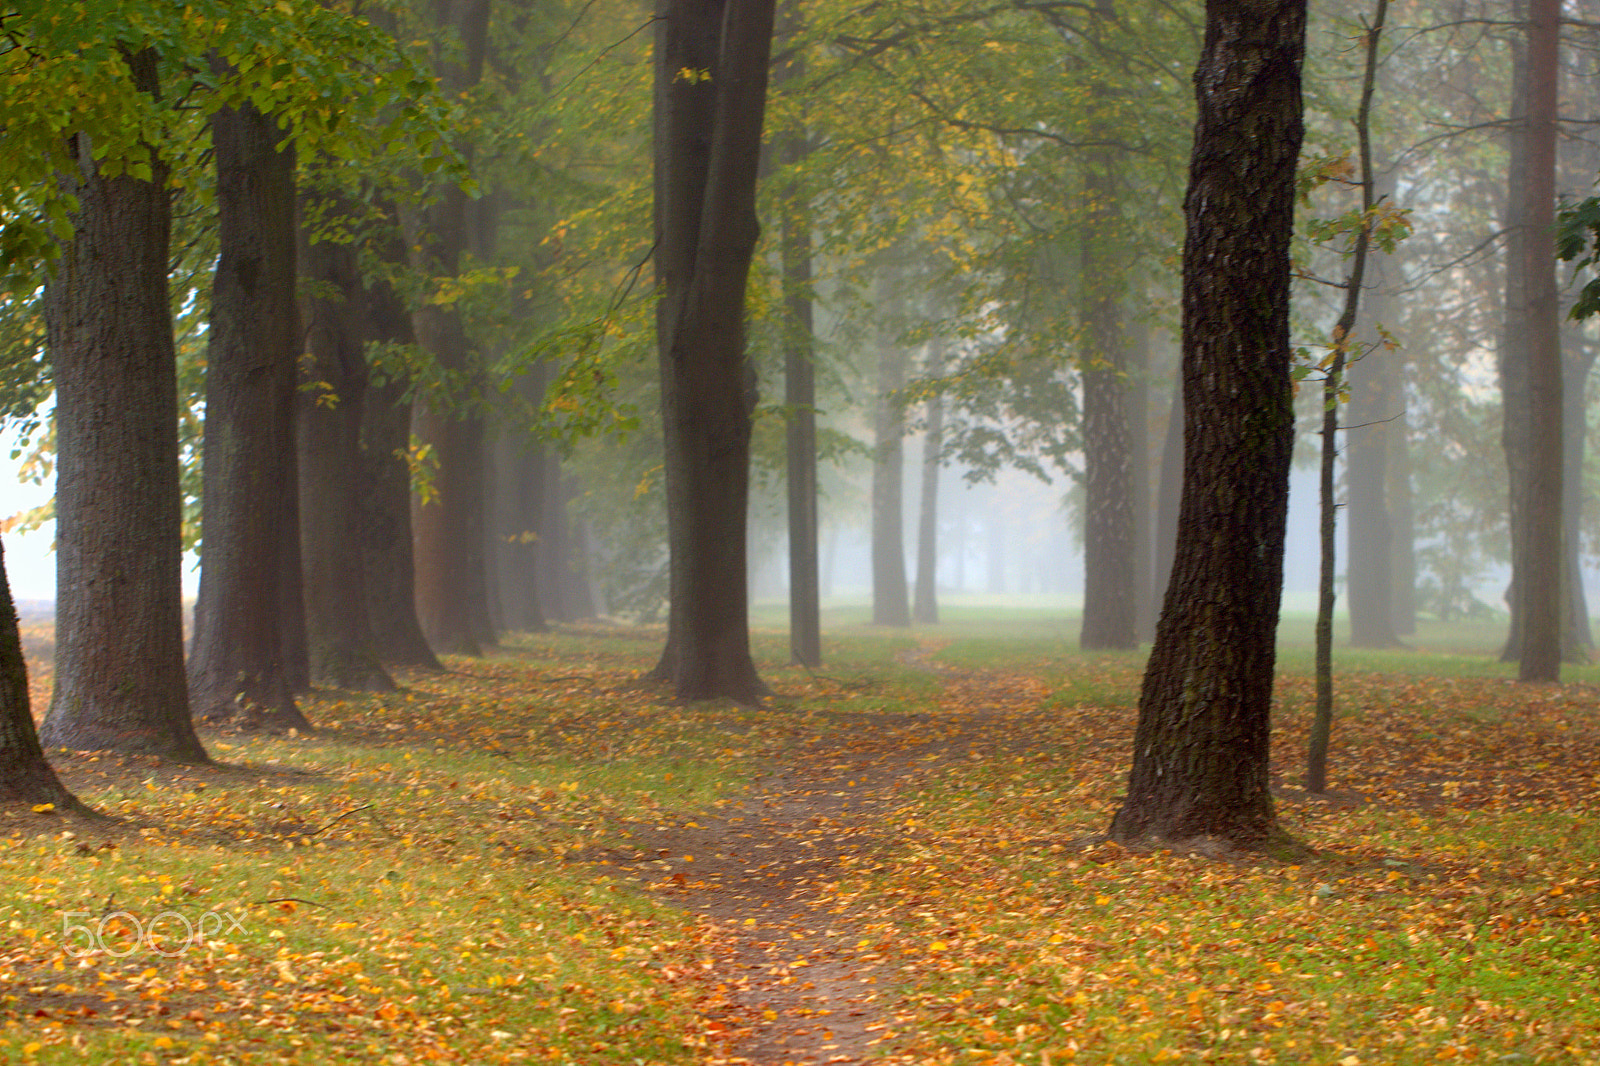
2 615 1597 1064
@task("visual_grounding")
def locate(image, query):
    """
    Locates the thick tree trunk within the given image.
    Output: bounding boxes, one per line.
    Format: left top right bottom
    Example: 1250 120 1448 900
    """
39 51 208 763
410 271 486 658
297 188 396 691
872 342 911 627
359 230 443 671
188 101 312 732
0 539 92 813
649 0 777 701
1109 0 1306 852
1515 0 1562 682
1079 158 1136 649
409 0 493 658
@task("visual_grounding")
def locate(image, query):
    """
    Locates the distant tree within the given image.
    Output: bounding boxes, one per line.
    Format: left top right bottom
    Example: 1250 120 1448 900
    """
361 248 445 671
409 0 494 658
39 48 209 764
1078 155 1135 650
913 341 946 626
1109 0 1307 851
187 100 313 731
1508 0 1562 682
648 0 777 701
297 183 397 691
872 339 912 627
0 538 92 814
775 27 823 666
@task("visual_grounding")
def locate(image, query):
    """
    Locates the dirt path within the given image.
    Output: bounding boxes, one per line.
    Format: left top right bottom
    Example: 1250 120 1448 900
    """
567 636 1069 1066
575 704 982 1065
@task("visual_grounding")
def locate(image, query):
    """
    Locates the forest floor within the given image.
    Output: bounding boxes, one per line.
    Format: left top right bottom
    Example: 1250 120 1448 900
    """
2 613 1600 1065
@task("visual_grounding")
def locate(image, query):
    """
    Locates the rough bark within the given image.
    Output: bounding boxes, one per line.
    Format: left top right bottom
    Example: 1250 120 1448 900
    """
40 49 208 763
1109 0 1306 852
187 101 312 732
0 539 92 814
297 188 396 691
649 0 777 701
872 341 911 627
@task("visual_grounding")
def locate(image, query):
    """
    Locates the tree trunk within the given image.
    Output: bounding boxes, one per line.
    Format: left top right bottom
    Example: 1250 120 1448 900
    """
1129 317 1153 643
1515 0 1563 682
1109 0 1306 852
1388 401 1418 635
297 187 396 691
1151 376 1183 632
0 538 92 813
490 369 550 635
39 49 208 763
1309 0 1385 796
187 101 312 732
1079 156 1136 649
1561 331 1596 652
780 136 822 667
872 341 911 626
409 0 493 658
280 446 311 695
359 226 443 671
913 343 946 626
649 0 777 701
1346 220 1403 649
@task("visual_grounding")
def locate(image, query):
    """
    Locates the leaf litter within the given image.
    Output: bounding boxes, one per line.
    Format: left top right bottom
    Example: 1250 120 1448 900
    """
2 621 1597 1064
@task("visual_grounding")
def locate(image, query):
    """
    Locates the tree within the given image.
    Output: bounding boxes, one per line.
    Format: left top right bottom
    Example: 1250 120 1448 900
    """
1508 0 1562 682
649 0 778 701
39 48 209 764
913 341 946 626
1309 0 1388 795
297 183 398 691
872 339 912 627
1109 0 1307 851
0 537 91 813
361 217 445 671
409 0 494 658
1078 156 1135 650
775 28 822 667
187 99 314 731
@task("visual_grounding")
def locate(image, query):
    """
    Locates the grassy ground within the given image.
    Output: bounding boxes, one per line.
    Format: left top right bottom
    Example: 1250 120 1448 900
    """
2 607 1596 1064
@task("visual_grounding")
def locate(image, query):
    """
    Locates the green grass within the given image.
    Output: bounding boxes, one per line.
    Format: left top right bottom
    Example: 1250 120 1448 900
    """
6 605 1598 1064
